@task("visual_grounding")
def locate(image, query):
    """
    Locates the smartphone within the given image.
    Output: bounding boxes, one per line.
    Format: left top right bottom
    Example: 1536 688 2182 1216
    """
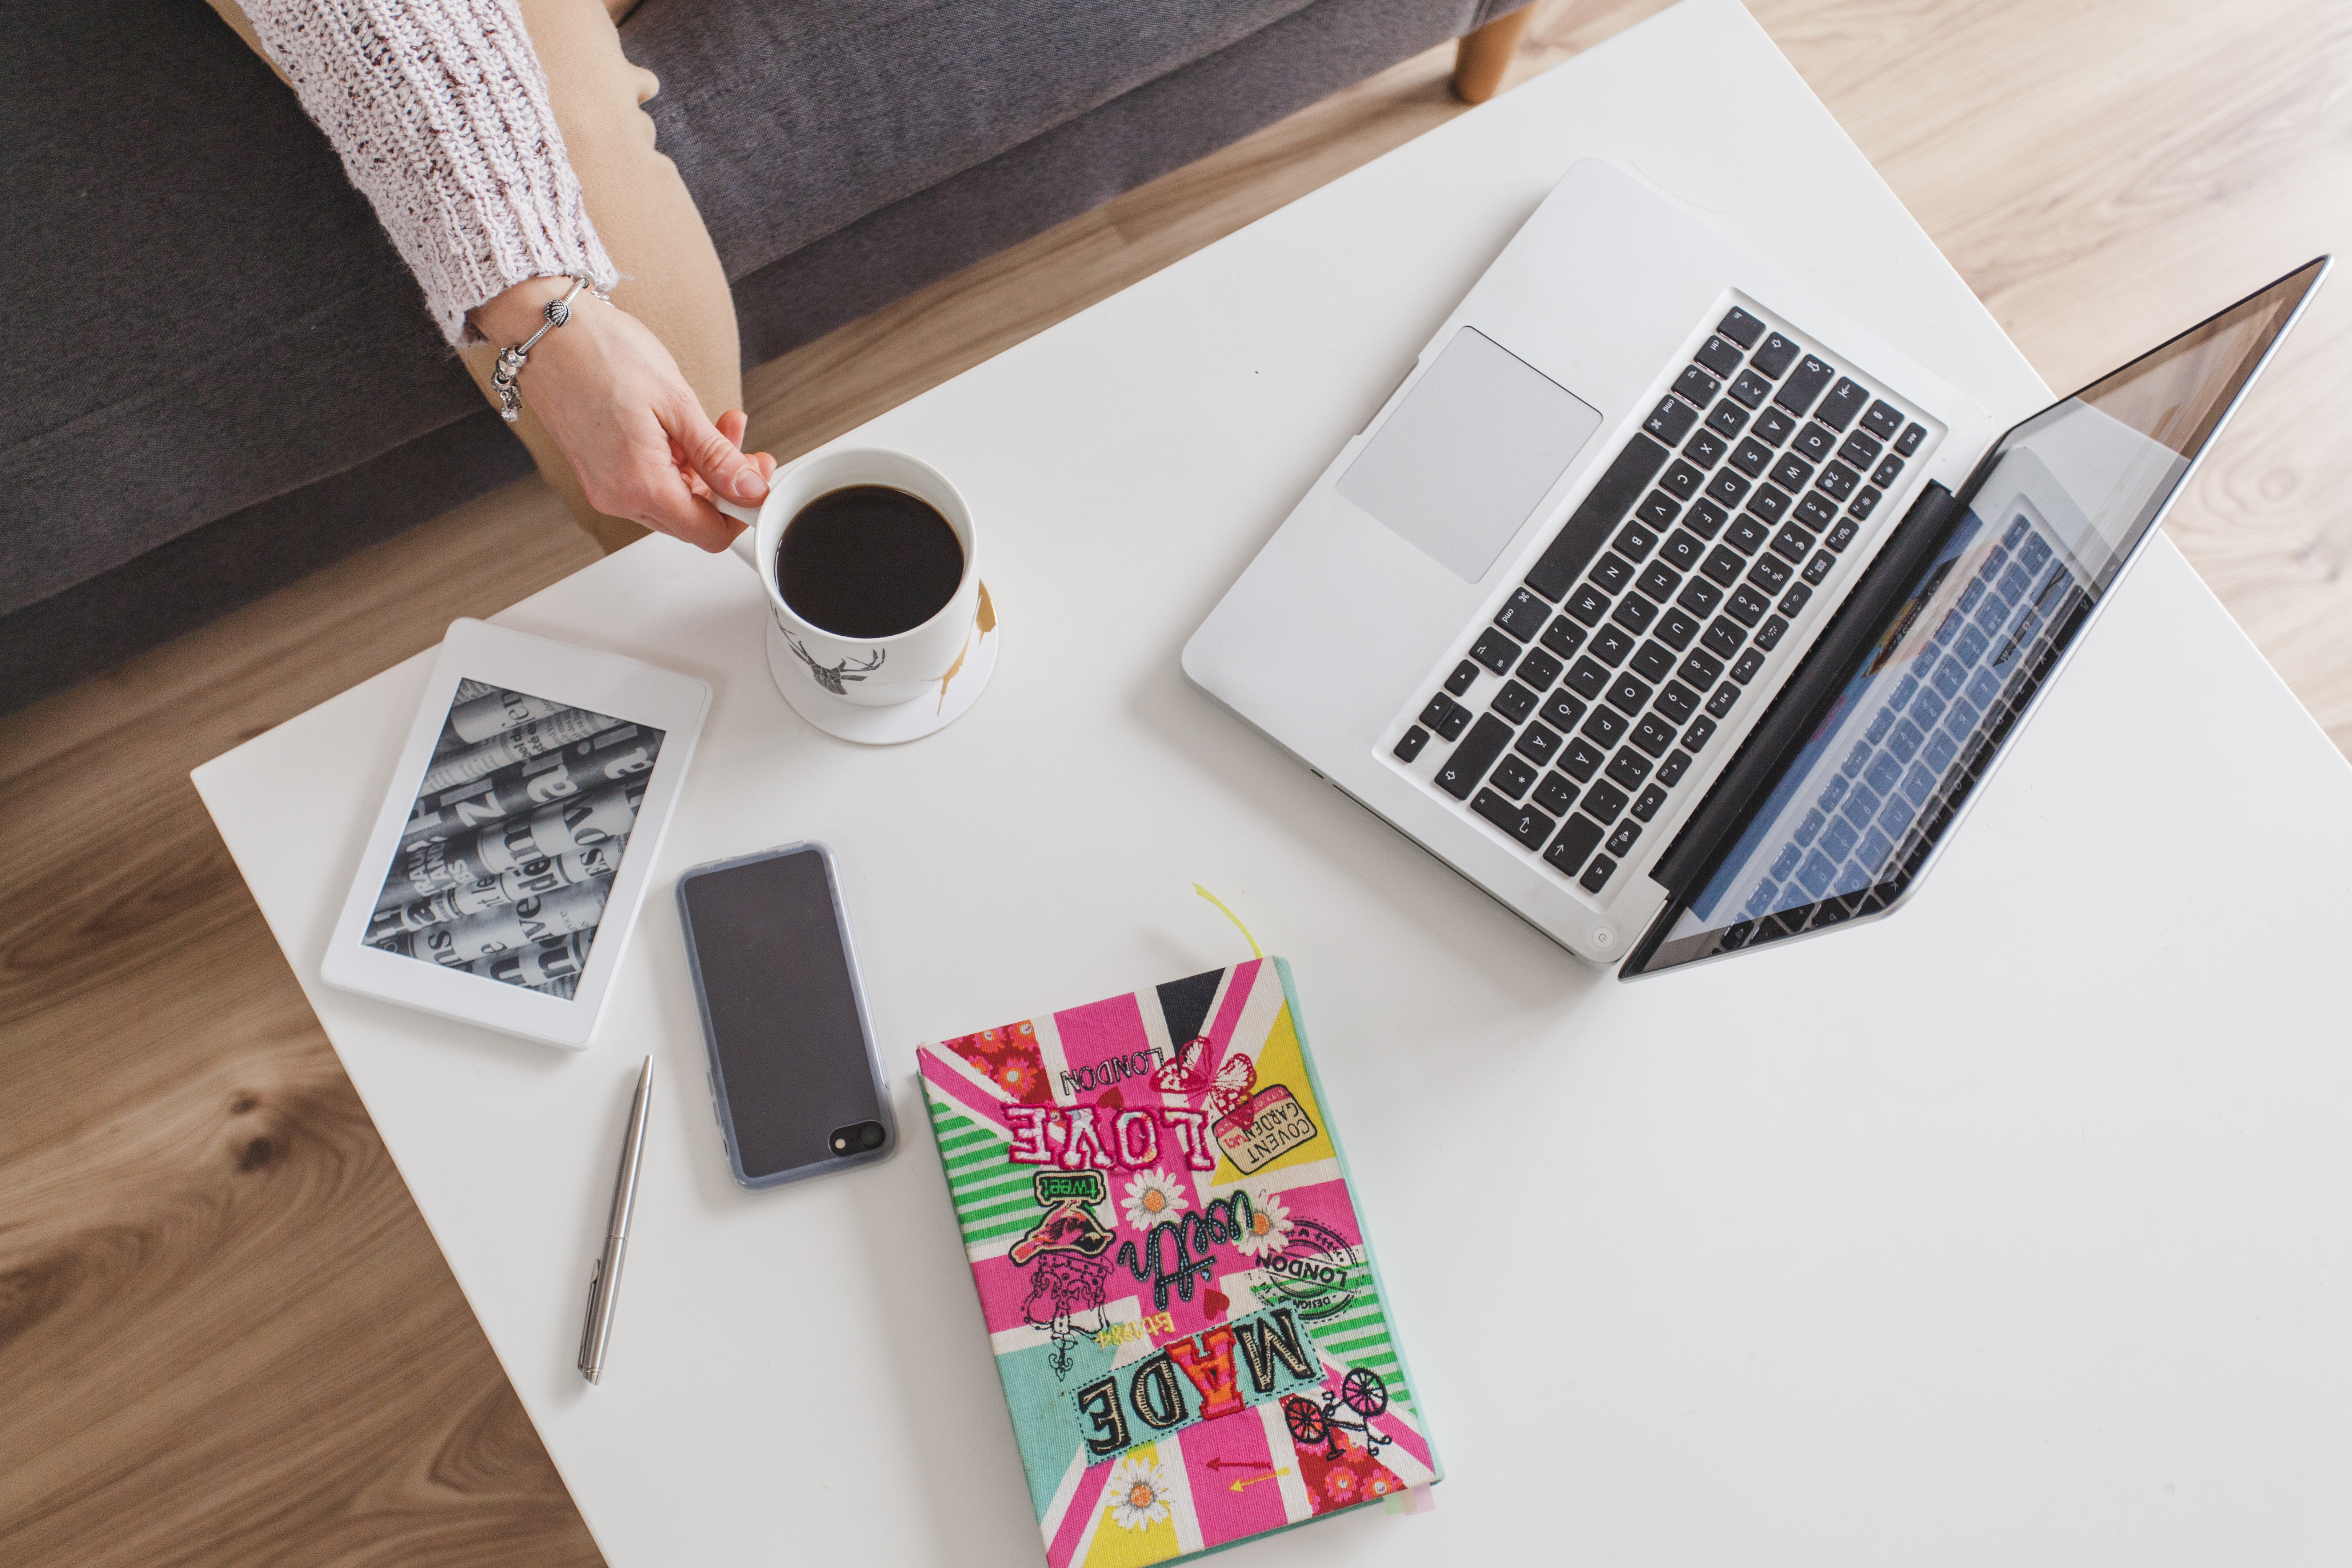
676 843 894 1187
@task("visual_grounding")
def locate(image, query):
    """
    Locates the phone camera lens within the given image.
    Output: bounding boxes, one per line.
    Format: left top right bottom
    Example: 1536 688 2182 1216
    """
828 1121 887 1158
859 1123 884 1150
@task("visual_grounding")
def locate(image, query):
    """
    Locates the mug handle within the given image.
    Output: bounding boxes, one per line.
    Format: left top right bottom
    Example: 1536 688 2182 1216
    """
714 498 762 574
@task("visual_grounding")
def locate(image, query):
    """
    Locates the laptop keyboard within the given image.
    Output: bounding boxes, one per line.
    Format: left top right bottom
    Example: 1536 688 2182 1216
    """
1387 301 1934 898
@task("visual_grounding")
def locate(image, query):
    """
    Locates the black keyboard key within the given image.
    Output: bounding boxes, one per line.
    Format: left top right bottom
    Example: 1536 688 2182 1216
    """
1726 585 1771 626
1628 640 1675 683
1836 430 1883 470
1579 779 1630 824
1492 680 1538 724
1872 454 1905 487
1802 549 1836 585
1730 647 1766 683
1716 307 1766 349
1817 377 1870 431
1642 396 1698 444
1706 469 1752 509
1434 700 1471 740
1472 788 1553 848
1631 782 1670 822
1700 544 1744 586
1729 438 1772 477
1775 354 1833 416
1684 499 1728 540
1564 583 1610 626
1770 453 1815 493
1653 607 1700 651
1564 657 1609 700
1635 561 1681 603
1705 401 1749 439
1470 625 1519 673
1634 491 1681 530
1659 529 1706 574
1751 332 1800 378
1394 725 1428 762
1605 819 1641 856
1754 407 1797 447
1514 722 1562 766
1743 484 1790 525
1896 422 1926 456
1682 428 1728 469
1490 753 1537 798
1525 434 1668 600
1610 595 1656 636
1580 855 1617 893
1592 551 1635 594
1679 575 1727 616
1753 614 1788 652
1702 617 1746 659
1746 553 1792 593
1727 369 1773 408
1849 487 1882 521
1590 625 1635 665
1769 523 1815 563
1493 587 1547 639
1515 646 1563 690
1605 748 1651 790
1794 490 1838 532
1545 815 1605 878
1825 518 1859 552
1581 712 1628 758
1444 658 1480 696
1656 749 1692 787
1683 715 1718 751
1558 737 1604 781
1679 647 1725 687
1606 671 1653 715
1418 692 1459 730
1661 459 1707 500
1436 714 1511 797
1673 366 1720 408
1697 334 1745 377
1815 460 1859 501
1533 771 1579 818
1629 713 1676 757
1790 421 1834 463
1862 400 1903 440
1654 680 1699 725
1539 687 1586 732
1706 682 1741 718
1777 582 1812 617
1539 616 1586 660
1724 514 1769 555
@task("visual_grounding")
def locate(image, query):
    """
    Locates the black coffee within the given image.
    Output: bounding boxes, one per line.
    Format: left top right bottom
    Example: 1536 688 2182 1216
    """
774 485 963 639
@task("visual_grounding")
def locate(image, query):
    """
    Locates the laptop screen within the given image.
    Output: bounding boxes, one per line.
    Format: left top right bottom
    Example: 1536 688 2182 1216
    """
1626 257 2326 975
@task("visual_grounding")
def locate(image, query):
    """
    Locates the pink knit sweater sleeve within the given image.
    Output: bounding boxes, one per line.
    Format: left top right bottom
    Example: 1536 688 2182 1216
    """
241 0 619 347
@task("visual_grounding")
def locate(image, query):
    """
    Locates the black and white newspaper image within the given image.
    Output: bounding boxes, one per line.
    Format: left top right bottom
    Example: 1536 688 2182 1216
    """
367 683 666 998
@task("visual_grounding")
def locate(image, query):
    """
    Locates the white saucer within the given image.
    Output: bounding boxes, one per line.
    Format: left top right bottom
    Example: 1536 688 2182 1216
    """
764 586 998 745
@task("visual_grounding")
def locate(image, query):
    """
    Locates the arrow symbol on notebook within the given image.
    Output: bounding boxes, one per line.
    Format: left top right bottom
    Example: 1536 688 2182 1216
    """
1204 1457 1274 1471
1229 1469 1291 1493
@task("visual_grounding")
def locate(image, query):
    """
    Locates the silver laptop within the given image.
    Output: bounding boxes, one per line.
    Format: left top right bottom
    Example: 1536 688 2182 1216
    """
1183 159 2324 973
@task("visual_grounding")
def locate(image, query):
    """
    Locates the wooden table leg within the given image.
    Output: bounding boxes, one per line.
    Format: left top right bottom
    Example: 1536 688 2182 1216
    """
1452 5 1536 105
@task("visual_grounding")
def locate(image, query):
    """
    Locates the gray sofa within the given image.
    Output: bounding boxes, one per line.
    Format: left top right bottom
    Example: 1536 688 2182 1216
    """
1 0 1527 713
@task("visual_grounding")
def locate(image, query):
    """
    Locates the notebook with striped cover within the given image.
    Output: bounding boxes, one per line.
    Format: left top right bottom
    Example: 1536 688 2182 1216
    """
917 957 1440 1565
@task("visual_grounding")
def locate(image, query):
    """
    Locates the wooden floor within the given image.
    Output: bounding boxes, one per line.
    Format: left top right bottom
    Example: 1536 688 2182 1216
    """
4 2 2347 1561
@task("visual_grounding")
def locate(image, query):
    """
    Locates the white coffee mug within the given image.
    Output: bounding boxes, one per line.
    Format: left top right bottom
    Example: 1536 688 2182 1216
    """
715 448 980 711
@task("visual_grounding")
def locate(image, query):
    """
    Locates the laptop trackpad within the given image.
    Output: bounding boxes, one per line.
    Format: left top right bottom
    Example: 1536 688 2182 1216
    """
1337 326 1601 583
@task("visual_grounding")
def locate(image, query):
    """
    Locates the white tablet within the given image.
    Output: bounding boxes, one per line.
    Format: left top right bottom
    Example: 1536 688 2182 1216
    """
321 618 708 1050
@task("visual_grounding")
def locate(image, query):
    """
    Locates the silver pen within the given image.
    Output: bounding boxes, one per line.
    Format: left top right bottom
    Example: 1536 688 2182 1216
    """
578 1054 653 1384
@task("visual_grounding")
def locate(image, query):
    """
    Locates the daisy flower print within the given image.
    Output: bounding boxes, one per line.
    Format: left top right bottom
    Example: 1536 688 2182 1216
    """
1108 1455 1172 1531
1121 1168 1189 1230
1233 1189 1292 1258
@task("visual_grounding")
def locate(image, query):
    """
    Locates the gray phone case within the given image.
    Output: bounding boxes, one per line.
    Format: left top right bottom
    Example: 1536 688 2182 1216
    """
675 841 895 1188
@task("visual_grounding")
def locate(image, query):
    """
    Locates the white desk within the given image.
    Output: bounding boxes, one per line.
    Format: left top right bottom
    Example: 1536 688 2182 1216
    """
196 2 2352 1562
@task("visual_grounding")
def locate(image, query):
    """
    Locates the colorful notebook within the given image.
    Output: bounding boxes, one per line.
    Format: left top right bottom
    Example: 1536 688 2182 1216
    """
918 957 1441 1565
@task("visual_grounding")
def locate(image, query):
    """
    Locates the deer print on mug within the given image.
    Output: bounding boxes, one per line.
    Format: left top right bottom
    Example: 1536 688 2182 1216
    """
785 633 885 696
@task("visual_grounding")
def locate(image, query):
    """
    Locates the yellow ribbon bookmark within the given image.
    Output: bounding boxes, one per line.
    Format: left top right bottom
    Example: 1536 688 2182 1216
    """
1192 884 1262 960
